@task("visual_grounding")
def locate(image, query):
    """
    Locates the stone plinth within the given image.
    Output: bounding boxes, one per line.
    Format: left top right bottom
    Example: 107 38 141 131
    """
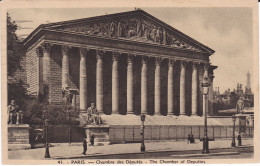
8 124 31 150
84 125 110 146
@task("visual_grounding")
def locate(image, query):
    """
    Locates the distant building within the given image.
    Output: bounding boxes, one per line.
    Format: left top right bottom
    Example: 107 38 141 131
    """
244 71 254 107
213 71 254 112
245 71 252 94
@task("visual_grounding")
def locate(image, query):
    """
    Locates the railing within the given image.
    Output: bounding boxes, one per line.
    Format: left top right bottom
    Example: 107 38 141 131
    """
30 125 254 144
109 125 254 143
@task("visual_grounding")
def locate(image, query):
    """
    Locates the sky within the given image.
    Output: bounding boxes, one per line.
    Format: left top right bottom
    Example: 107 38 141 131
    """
8 8 253 93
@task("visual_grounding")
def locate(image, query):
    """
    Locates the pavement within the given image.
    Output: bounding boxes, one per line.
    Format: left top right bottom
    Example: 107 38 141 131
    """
8 139 253 160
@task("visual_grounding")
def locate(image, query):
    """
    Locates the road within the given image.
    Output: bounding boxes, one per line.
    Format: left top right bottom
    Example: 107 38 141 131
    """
72 150 253 159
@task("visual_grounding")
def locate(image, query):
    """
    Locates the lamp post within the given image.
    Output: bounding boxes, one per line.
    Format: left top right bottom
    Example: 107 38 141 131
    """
231 114 236 147
42 110 50 158
140 113 146 152
201 65 210 154
67 109 71 145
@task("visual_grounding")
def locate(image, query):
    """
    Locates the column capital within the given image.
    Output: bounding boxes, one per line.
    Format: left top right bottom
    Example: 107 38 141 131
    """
141 56 148 64
61 45 71 56
127 54 134 64
155 57 162 66
168 58 176 67
96 49 106 56
79 47 89 57
180 60 187 69
41 43 53 53
96 51 104 60
36 47 43 57
192 62 199 70
112 51 120 61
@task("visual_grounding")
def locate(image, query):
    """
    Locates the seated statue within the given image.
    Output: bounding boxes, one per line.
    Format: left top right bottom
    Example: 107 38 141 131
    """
8 100 20 124
86 103 103 125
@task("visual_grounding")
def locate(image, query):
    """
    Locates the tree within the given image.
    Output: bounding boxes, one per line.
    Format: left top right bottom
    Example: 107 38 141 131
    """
24 101 80 126
7 79 30 109
7 13 21 76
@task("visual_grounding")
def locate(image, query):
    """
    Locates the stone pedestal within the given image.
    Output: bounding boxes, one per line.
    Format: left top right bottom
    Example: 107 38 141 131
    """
8 124 31 150
84 125 110 146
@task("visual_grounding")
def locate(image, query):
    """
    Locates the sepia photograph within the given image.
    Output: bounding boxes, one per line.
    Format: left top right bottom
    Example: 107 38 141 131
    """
1 0 259 164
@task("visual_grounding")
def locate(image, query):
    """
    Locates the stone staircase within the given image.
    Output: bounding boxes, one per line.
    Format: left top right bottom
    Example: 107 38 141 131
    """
79 113 231 126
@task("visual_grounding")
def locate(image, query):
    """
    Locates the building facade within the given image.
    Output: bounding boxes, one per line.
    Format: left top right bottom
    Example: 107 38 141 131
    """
23 9 217 116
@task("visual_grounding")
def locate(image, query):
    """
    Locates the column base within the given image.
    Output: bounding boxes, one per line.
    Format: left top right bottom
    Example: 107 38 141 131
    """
112 112 120 115
167 112 175 116
127 111 135 115
179 114 187 117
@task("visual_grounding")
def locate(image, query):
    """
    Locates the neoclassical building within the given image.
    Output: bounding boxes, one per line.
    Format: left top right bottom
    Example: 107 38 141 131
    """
23 9 217 116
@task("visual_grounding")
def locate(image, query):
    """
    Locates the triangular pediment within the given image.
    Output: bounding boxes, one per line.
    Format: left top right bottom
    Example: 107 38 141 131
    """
33 10 214 54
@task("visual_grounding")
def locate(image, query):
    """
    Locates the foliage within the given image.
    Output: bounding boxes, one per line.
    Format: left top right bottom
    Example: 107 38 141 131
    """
7 79 30 110
23 101 80 126
7 13 22 76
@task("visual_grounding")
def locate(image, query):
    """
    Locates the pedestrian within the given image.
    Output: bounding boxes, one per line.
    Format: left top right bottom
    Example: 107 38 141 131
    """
190 134 195 143
90 134 95 146
237 134 242 146
187 134 191 144
82 136 87 155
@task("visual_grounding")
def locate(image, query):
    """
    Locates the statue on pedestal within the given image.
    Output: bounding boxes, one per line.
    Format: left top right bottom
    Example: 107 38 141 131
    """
8 100 22 124
86 103 103 125
236 97 244 114
62 86 73 105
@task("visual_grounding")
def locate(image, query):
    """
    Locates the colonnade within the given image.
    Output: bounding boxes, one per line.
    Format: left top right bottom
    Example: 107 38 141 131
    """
40 44 210 116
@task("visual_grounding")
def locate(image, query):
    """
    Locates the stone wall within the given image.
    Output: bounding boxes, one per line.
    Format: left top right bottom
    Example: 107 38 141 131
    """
26 47 38 96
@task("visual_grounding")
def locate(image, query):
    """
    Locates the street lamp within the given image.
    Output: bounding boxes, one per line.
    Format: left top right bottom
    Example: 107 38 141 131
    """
201 65 210 154
67 109 71 145
44 119 50 158
140 113 146 152
42 110 50 158
231 114 236 147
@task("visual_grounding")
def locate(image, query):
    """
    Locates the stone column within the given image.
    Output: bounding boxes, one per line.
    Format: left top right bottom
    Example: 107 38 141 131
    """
79 48 88 110
96 50 104 114
179 60 187 116
62 45 70 89
154 57 162 115
41 43 52 103
112 52 120 114
41 43 52 84
36 48 43 97
168 59 175 115
192 62 198 116
141 56 148 114
127 54 134 114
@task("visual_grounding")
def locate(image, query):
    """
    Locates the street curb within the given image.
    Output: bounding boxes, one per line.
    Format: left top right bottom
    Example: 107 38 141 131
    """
170 152 239 158
52 145 253 159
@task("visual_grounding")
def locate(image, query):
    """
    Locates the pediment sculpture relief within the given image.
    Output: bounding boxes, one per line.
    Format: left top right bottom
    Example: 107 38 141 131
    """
60 16 201 51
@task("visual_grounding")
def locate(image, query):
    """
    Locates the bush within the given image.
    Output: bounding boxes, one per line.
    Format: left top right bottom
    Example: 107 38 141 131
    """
24 101 80 126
